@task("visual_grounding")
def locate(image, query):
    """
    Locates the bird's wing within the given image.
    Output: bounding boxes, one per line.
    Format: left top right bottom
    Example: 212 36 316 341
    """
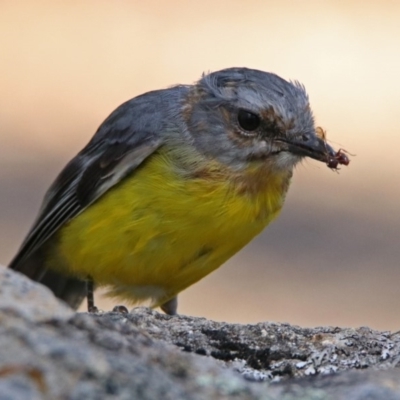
9 104 164 269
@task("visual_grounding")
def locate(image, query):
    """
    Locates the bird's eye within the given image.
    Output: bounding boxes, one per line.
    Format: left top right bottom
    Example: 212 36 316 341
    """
237 109 261 132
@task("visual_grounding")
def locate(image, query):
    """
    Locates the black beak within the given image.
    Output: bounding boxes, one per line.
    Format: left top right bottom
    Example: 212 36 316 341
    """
277 133 336 164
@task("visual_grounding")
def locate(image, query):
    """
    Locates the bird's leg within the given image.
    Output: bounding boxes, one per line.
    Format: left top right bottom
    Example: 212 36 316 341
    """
86 276 98 313
160 296 178 315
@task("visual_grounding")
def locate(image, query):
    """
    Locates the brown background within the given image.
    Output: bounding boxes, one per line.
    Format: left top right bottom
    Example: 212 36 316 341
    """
1 1 400 330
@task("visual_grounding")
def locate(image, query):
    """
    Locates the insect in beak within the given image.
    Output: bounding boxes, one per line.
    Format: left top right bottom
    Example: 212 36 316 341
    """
275 127 350 170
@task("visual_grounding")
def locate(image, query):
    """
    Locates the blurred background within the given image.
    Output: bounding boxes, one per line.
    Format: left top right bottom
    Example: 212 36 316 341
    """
1 0 400 330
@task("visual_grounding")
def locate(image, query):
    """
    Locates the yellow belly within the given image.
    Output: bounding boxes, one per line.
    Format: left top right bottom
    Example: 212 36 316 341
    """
50 150 290 306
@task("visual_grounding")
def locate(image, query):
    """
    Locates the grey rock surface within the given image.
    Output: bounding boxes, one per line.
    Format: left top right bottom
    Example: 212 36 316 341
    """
1 264 400 400
0 265 73 322
124 308 400 382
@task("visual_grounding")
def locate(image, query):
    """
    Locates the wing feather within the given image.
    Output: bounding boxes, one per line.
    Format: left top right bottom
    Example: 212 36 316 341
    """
10 131 162 269
9 86 188 270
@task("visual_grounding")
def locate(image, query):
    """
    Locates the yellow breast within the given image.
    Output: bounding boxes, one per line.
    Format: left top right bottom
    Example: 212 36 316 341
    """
51 148 291 306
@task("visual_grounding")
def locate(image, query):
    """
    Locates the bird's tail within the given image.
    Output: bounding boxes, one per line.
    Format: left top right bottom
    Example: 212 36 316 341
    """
8 249 86 310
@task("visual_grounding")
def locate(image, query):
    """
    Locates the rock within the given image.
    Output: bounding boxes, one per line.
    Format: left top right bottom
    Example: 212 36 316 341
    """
0 265 73 322
124 308 400 382
0 264 400 399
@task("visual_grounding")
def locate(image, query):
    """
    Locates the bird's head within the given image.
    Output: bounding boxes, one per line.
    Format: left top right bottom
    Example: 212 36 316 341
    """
183 67 344 173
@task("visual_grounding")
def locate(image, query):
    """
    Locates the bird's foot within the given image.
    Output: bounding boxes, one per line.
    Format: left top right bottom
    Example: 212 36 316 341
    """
112 305 129 314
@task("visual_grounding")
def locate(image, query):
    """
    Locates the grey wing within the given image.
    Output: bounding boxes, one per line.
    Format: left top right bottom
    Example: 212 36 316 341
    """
9 100 165 272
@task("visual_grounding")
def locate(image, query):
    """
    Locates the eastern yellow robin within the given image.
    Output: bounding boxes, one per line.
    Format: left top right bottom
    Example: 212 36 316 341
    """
9 67 348 314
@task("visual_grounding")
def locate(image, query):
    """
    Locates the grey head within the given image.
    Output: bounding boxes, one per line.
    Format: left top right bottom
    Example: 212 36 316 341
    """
182 67 334 171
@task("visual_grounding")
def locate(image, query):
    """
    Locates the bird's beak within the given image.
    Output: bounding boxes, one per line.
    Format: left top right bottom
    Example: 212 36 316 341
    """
276 133 336 164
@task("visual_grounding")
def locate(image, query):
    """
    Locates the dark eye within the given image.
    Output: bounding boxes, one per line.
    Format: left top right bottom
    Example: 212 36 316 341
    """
237 109 261 131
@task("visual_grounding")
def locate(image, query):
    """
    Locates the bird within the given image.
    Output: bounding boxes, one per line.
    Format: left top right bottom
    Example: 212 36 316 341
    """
9 67 348 315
